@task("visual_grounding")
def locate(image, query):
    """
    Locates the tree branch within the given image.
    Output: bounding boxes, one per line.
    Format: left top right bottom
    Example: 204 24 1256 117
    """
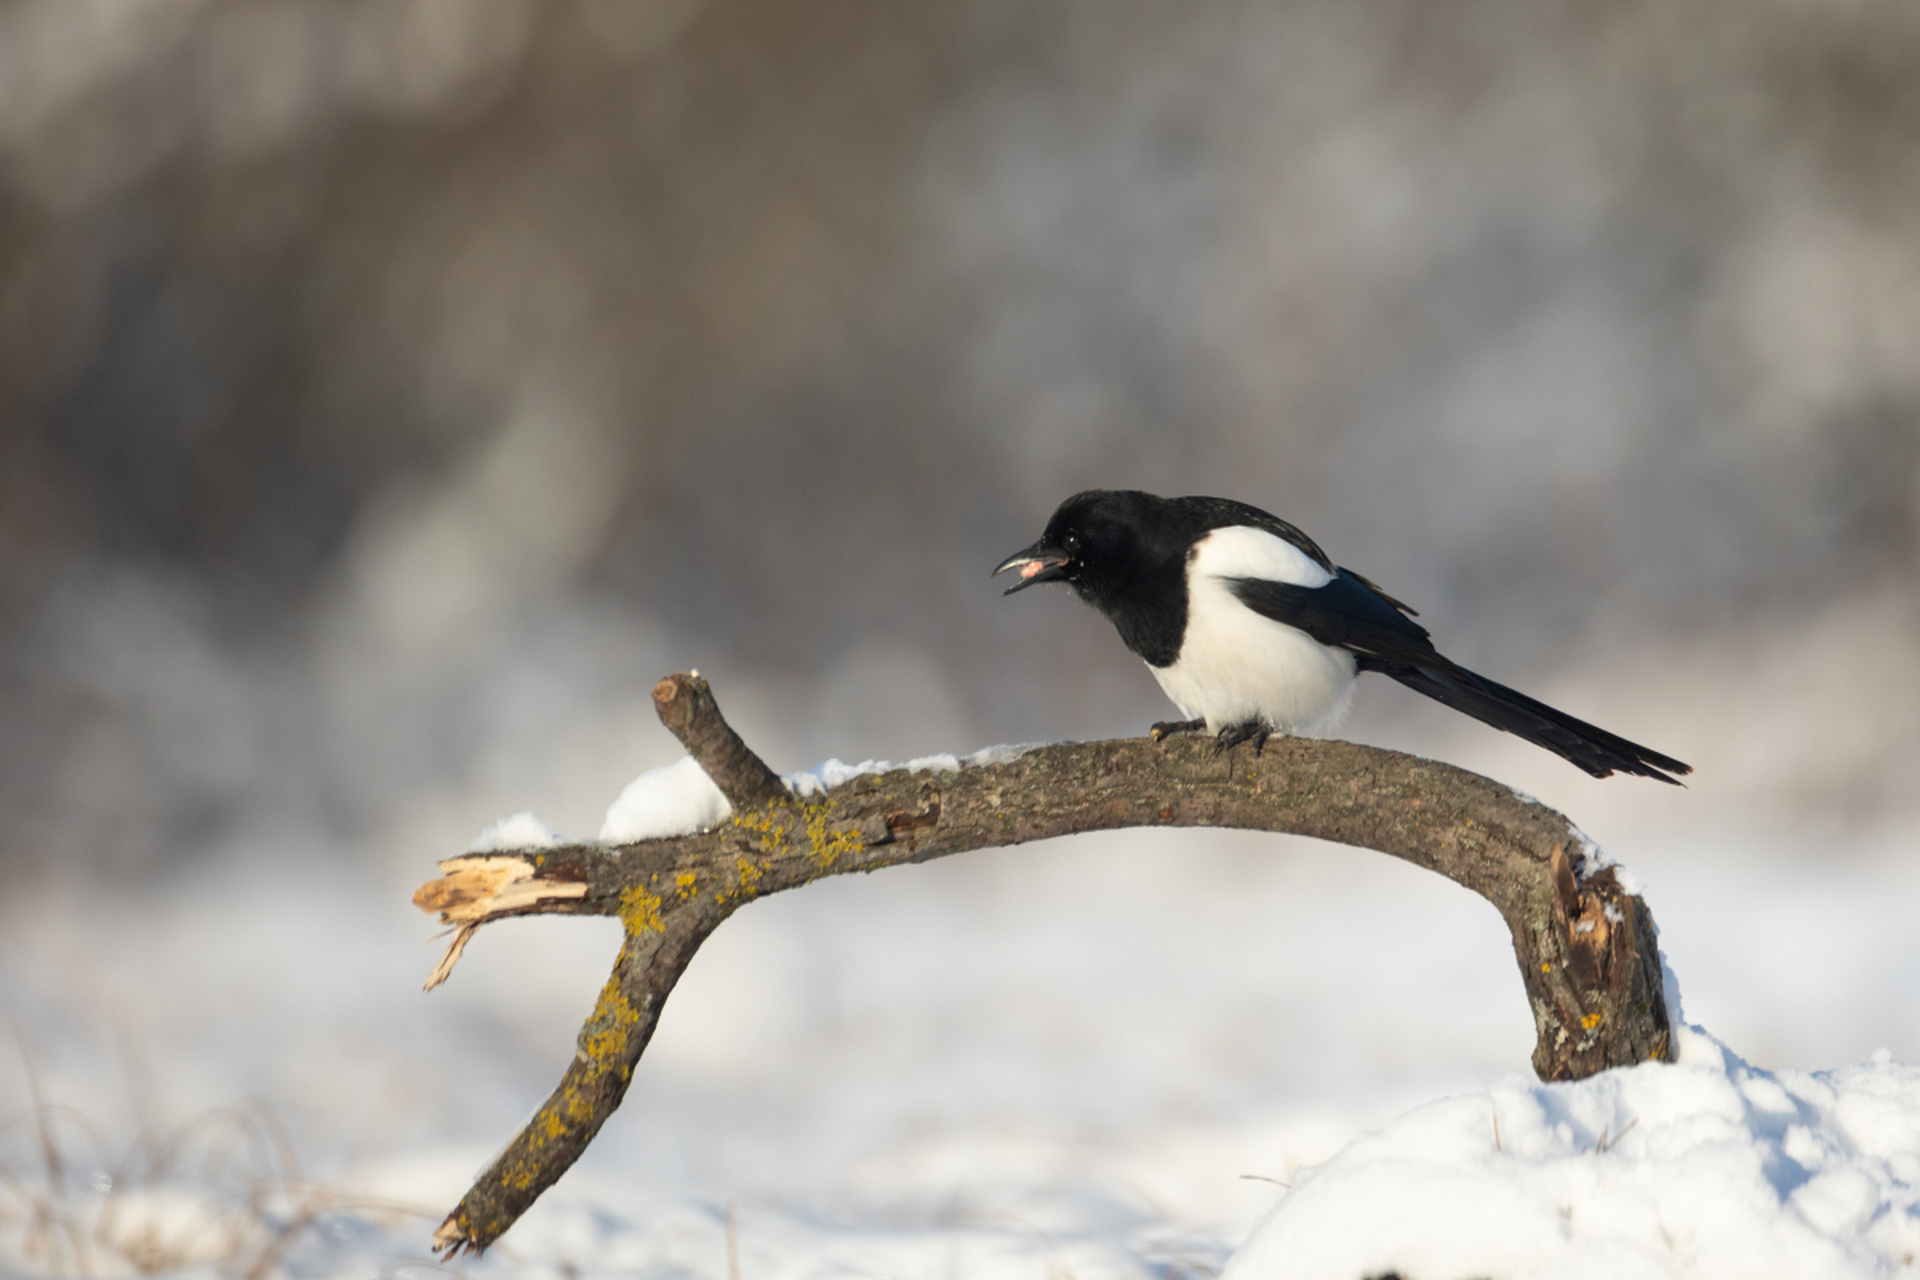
649 672 787 807
416 672 1672 1257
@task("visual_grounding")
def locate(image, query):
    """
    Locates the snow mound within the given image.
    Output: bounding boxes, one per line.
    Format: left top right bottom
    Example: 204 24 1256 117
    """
497 1179 1226 1280
466 810 564 851
1226 1022 1920 1280
601 755 732 841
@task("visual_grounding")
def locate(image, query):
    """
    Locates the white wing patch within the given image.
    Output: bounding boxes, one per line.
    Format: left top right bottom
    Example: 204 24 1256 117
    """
1186 525 1331 589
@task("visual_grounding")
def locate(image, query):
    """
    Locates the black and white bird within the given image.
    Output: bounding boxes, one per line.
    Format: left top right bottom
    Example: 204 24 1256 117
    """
993 489 1691 784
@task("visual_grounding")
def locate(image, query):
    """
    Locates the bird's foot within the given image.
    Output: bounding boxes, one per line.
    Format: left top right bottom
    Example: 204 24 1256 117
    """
1212 721 1271 756
1149 718 1206 743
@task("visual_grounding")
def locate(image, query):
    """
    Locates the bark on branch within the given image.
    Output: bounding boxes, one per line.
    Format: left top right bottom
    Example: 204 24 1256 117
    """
415 672 1672 1257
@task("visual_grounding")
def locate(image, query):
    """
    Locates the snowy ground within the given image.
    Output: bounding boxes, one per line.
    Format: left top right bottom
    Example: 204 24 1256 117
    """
5 788 1920 1278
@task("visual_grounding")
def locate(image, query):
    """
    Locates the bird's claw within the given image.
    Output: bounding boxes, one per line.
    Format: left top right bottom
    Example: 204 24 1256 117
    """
1211 722 1270 756
1150 718 1206 743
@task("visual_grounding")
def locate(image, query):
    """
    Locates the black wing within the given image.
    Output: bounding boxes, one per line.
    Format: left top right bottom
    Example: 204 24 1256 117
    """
1228 568 1437 665
1229 570 1692 784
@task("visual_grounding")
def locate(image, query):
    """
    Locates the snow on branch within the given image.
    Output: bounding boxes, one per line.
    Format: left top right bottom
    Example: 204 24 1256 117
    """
413 672 1673 1257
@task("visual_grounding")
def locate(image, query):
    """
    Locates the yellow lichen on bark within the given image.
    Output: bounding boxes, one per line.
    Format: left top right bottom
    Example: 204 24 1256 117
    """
730 805 788 854
720 854 765 906
803 800 864 869
618 884 664 935
579 968 644 1071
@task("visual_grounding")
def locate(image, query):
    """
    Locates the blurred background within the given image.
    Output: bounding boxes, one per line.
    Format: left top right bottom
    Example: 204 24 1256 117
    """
3 1 1919 1274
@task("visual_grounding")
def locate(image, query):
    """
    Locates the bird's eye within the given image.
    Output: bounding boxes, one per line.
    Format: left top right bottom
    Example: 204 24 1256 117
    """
1062 531 1082 554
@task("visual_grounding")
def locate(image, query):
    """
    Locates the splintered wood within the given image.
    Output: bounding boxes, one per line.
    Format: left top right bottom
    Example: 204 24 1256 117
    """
1550 843 1615 965
413 855 588 990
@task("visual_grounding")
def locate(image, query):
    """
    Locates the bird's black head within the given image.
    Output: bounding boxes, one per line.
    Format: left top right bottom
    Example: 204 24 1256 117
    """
992 490 1185 613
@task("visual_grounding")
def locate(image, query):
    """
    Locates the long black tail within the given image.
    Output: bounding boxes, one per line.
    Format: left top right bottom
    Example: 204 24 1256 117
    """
1372 660 1692 785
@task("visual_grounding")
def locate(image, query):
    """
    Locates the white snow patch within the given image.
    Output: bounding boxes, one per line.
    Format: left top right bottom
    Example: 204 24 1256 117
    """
964 741 1046 767
782 743 1040 796
466 810 564 851
783 758 887 796
600 755 732 842
1226 1020 1920 1280
1570 823 1645 895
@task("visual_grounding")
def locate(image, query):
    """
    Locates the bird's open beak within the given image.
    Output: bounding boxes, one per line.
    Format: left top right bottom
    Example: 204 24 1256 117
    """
992 540 1072 594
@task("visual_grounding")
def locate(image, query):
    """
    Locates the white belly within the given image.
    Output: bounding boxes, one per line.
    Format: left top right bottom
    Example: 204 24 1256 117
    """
1148 572 1358 736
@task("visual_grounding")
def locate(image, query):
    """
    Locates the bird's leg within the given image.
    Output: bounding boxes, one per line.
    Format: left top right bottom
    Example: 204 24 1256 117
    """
1150 718 1207 743
1212 721 1271 756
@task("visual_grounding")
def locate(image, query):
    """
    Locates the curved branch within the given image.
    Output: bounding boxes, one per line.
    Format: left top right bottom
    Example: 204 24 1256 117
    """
418 672 1672 1256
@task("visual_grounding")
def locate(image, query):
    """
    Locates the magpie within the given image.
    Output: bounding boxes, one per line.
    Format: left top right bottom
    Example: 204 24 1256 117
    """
993 489 1691 784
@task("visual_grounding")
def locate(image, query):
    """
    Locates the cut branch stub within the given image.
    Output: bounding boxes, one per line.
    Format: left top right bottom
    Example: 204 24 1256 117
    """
417 671 1674 1256
650 672 786 808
